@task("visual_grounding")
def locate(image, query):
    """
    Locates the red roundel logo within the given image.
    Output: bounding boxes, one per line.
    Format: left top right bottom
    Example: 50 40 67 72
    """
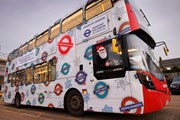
121 97 142 114
21 92 25 101
58 35 73 55
41 52 48 62
54 83 63 96
48 103 54 108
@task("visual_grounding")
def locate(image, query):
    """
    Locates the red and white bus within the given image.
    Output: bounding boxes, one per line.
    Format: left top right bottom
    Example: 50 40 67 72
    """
3 0 170 116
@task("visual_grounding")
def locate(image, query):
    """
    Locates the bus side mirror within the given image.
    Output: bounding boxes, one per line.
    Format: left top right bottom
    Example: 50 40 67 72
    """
163 47 168 56
112 38 119 53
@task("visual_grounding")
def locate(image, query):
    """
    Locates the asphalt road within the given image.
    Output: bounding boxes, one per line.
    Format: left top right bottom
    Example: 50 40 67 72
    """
0 95 180 120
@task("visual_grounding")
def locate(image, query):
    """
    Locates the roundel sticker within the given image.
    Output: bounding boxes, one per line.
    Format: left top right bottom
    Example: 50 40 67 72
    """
38 93 45 104
75 71 87 85
118 22 131 35
5 85 8 94
41 52 48 62
44 81 50 87
54 83 63 96
84 46 92 60
12 63 15 71
93 82 109 99
120 97 143 114
61 63 71 75
8 92 11 99
26 100 31 105
31 85 36 95
21 92 25 101
48 103 55 108
58 35 73 55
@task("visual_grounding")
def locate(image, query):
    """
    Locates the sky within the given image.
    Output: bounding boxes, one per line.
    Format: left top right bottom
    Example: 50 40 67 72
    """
0 0 180 60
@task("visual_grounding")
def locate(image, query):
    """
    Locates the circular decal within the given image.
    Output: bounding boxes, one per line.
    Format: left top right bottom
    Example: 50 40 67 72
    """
5 85 8 94
44 81 50 87
84 46 92 60
84 29 91 37
16 67 19 72
41 51 48 62
15 86 19 93
52 56 58 64
54 84 63 96
26 100 31 105
36 47 40 56
48 103 54 108
48 38 53 44
61 63 70 75
93 82 109 99
38 93 45 104
8 92 11 99
21 92 25 101
121 97 143 114
58 35 73 55
118 22 131 36
31 85 36 95
75 71 87 85
12 63 15 71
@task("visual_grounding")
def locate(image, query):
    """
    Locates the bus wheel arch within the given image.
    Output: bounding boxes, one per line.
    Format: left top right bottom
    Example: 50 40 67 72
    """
15 92 21 108
64 88 84 116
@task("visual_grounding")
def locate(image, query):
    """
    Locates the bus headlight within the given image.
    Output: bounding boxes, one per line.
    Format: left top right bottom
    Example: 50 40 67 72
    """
137 72 156 90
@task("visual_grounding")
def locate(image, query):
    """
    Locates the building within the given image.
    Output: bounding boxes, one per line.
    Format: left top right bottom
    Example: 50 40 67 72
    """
160 58 180 82
0 58 7 90
161 58 180 70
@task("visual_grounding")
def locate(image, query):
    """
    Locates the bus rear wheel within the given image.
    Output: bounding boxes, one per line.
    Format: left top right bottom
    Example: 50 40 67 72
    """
66 90 84 116
15 94 21 108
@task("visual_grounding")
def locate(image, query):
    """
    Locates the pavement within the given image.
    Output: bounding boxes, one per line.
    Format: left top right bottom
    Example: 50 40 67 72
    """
0 95 180 120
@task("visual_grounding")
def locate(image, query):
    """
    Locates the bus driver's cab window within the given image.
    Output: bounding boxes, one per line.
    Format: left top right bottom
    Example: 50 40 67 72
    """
92 38 125 80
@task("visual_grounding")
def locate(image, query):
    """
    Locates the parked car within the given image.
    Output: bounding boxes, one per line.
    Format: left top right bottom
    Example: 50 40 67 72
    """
170 76 180 94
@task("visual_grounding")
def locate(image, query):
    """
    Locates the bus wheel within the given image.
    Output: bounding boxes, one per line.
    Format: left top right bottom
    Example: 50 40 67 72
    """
15 94 21 108
66 90 84 116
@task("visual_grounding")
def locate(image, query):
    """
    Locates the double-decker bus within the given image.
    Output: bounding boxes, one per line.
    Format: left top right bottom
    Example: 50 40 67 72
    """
3 0 170 116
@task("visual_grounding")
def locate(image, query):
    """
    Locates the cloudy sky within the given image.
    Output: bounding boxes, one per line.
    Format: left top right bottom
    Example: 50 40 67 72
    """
0 0 179 60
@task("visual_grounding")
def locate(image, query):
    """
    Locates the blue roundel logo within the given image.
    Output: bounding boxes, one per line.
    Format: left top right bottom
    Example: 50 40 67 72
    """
61 63 71 75
84 29 91 37
84 46 92 60
93 82 109 99
75 71 87 85
31 85 36 95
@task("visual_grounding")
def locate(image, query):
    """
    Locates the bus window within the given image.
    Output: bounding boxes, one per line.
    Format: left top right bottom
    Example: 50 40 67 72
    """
34 62 48 84
8 73 13 83
11 73 16 87
48 58 56 81
16 70 25 86
19 43 28 56
25 67 33 85
8 52 13 61
36 30 49 47
62 9 83 33
12 49 19 59
28 39 36 51
50 24 60 39
85 0 112 20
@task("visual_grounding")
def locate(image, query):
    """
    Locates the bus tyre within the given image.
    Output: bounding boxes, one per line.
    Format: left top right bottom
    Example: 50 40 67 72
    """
15 94 21 108
66 90 84 116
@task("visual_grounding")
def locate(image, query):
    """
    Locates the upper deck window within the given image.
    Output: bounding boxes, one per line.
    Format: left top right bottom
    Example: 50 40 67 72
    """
28 39 36 51
85 0 112 20
36 31 49 47
19 43 28 56
12 49 19 59
62 9 83 33
50 24 60 39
